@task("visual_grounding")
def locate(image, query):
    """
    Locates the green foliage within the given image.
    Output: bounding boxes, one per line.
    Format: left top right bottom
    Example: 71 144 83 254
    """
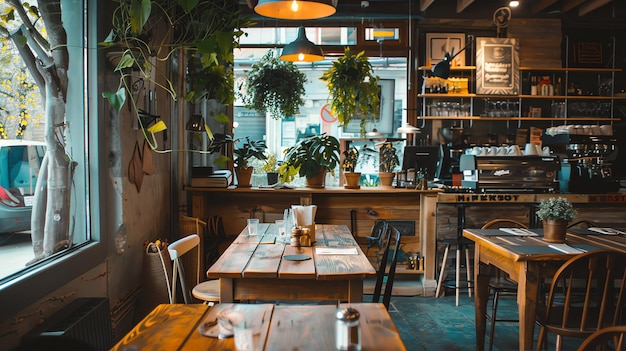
342 146 359 172
261 153 279 173
536 197 577 222
320 47 380 133
280 134 340 182
239 50 307 119
234 137 267 170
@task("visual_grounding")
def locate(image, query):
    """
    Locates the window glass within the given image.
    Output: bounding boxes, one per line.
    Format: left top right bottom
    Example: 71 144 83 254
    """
0 0 90 283
239 27 357 46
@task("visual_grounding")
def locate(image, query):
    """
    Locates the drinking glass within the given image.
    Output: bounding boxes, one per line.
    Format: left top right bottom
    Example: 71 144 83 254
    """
247 218 259 236
275 220 287 243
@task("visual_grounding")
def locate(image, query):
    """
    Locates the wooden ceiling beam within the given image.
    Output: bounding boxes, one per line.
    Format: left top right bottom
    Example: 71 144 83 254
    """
420 0 435 12
562 0 586 12
579 0 612 16
532 0 558 14
457 0 475 13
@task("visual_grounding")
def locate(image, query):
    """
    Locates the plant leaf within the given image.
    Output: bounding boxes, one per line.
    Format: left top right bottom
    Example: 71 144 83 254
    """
129 0 151 35
177 0 199 13
102 88 126 112
214 113 230 124
214 156 230 168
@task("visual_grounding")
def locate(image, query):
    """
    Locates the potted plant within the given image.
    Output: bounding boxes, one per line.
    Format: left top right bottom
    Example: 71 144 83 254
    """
261 153 280 185
234 137 268 188
379 142 399 187
320 47 381 134
536 197 577 243
342 146 361 189
239 50 308 119
280 134 340 188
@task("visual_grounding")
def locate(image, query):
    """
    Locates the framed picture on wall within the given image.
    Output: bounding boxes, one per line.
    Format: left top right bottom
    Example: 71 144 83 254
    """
476 37 519 95
344 79 395 135
426 33 466 67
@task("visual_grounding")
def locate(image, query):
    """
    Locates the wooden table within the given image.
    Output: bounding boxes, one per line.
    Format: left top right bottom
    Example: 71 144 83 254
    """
464 227 626 351
111 303 407 351
207 224 376 303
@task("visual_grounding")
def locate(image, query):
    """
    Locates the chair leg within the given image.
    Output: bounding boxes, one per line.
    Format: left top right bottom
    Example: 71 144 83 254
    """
465 247 472 297
456 246 461 306
488 289 498 351
436 244 450 298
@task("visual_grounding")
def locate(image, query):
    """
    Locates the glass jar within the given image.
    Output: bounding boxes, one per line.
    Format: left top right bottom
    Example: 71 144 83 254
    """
335 307 361 351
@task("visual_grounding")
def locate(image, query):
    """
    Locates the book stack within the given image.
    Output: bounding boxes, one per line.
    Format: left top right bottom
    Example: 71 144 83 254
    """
190 170 232 188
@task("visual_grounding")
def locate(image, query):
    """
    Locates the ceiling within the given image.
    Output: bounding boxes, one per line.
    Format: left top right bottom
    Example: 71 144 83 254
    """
238 0 626 27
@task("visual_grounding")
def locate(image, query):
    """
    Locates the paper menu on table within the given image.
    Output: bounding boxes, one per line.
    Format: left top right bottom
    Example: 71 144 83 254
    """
499 228 539 236
315 247 359 255
548 244 586 254
588 227 626 235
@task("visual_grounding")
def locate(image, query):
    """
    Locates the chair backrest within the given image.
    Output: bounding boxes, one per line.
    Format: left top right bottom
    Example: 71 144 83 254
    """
540 250 626 343
168 234 201 304
372 224 402 310
568 219 599 229
481 218 528 229
577 326 626 351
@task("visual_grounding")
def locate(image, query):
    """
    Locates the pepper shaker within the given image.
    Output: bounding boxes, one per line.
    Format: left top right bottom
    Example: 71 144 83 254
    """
335 307 361 351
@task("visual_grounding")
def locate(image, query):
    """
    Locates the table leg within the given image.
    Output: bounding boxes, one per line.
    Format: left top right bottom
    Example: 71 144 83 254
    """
348 279 364 302
517 262 540 351
474 259 491 351
219 278 233 303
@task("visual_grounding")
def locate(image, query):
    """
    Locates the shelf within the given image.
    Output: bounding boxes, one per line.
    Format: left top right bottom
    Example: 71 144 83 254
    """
519 67 623 72
418 94 626 100
418 65 476 71
417 116 620 121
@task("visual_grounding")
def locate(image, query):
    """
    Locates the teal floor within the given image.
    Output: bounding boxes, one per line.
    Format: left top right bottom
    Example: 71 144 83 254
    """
380 293 583 351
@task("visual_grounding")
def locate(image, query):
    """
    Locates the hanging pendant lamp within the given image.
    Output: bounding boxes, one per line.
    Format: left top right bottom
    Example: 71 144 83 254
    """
255 0 336 20
280 27 324 62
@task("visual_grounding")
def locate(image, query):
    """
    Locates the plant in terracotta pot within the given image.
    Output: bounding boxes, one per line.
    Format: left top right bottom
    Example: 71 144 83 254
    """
536 197 577 243
379 142 399 187
342 147 361 189
261 153 280 185
320 47 380 135
280 134 340 188
239 50 308 119
234 137 267 188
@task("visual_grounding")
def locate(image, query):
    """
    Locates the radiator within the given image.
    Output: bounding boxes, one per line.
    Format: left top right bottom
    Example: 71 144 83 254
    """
24 297 113 351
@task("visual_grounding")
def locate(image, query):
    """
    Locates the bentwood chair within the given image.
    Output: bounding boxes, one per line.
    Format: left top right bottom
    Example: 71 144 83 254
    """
168 234 219 304
372 224 402 310
535 250 626 351
577 326 626 351
481 219 528 351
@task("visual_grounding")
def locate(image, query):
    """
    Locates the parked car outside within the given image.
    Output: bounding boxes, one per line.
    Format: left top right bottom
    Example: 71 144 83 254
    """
0 140 45 236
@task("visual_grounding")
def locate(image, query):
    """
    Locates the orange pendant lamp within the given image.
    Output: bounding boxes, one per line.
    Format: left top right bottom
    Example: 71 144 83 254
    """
254 0 336 20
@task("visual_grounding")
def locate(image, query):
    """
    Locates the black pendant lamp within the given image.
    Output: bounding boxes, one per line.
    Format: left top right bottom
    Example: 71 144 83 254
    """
280 27 324 62
255 0 336 20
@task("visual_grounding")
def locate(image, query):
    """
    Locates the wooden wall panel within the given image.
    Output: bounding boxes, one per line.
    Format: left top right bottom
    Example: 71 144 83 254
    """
509 18 562 68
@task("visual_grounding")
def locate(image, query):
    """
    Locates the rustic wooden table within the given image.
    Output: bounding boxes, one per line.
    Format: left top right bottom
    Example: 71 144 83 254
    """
464 227 626 351
207 224 376 303
111 303 407 351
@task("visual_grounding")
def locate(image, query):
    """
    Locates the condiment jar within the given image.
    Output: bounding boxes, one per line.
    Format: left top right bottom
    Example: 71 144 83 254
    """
335 307 361 351
299 227 311 247
290 227 302 247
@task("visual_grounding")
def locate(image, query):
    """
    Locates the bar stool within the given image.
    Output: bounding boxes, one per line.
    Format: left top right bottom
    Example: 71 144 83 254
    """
435 204 473 306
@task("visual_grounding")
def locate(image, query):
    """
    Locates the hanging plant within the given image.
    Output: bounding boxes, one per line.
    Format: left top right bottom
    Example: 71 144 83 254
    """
320 47 380 134
239 50 308 119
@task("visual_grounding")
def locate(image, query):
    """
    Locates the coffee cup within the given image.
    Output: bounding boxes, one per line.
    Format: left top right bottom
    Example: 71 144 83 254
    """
542 146 551 156
524 143 539 156
507 145 521 156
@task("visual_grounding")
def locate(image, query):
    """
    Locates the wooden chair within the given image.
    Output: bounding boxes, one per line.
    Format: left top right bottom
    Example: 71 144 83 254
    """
481 219 528 351
535 250 626 351
568 219 600 229
168 234 220 304
372 224 402 310
577 326 626 351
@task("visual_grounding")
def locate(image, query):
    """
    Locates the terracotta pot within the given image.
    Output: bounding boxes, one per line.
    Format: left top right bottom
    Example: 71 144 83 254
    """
344 172 361 189
235 167 254 188
542 219 568 243
379 172 395 187
306 168 327 188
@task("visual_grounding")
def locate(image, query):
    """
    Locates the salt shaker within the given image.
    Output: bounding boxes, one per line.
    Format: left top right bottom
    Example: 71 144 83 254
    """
335 307 361 351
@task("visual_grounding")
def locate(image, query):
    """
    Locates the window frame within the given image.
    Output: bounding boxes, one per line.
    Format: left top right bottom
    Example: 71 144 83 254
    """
0 0 104 321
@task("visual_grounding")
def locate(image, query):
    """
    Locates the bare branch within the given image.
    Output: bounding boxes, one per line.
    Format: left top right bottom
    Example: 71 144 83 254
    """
7 0 51 52
9 26 46 98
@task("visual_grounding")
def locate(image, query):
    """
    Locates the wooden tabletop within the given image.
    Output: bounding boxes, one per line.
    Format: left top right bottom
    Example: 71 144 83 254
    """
207 224 376 302
464 227 626 351
111 303 407 351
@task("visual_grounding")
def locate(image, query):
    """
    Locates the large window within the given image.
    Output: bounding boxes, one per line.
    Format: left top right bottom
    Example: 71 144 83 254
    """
0 0 103 320
233 27 408 186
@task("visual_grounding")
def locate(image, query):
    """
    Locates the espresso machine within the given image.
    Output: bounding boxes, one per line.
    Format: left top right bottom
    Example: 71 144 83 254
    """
542 133 620 193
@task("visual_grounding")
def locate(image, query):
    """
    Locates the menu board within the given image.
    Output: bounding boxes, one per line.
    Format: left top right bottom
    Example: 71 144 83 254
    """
476 37 519 95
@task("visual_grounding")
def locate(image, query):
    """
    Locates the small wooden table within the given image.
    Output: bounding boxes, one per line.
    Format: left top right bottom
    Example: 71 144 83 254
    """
464 228 626 351
207 224 376 303
111 303 407 351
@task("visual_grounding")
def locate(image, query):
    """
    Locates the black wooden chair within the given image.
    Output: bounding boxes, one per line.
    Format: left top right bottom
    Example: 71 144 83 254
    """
372 224 402 310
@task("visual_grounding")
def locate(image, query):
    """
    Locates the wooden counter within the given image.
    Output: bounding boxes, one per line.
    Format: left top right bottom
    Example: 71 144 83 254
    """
186 186 440 292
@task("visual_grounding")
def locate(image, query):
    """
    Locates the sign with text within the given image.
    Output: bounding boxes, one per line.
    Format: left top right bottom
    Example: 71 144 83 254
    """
476 37 519 95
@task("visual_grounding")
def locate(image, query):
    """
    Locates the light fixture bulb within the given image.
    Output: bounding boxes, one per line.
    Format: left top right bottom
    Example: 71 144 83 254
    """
509 0 519 7
298 53 305 61
291 0 299 11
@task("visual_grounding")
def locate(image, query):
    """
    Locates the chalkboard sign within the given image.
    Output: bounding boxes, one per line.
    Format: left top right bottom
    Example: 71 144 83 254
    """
386 220 416 236
476 37 519 95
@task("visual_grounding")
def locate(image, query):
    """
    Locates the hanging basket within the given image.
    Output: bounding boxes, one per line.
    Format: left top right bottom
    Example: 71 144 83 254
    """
135 242 173 321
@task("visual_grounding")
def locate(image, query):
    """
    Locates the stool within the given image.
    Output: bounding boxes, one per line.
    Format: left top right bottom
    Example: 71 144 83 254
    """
435 236 473 306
